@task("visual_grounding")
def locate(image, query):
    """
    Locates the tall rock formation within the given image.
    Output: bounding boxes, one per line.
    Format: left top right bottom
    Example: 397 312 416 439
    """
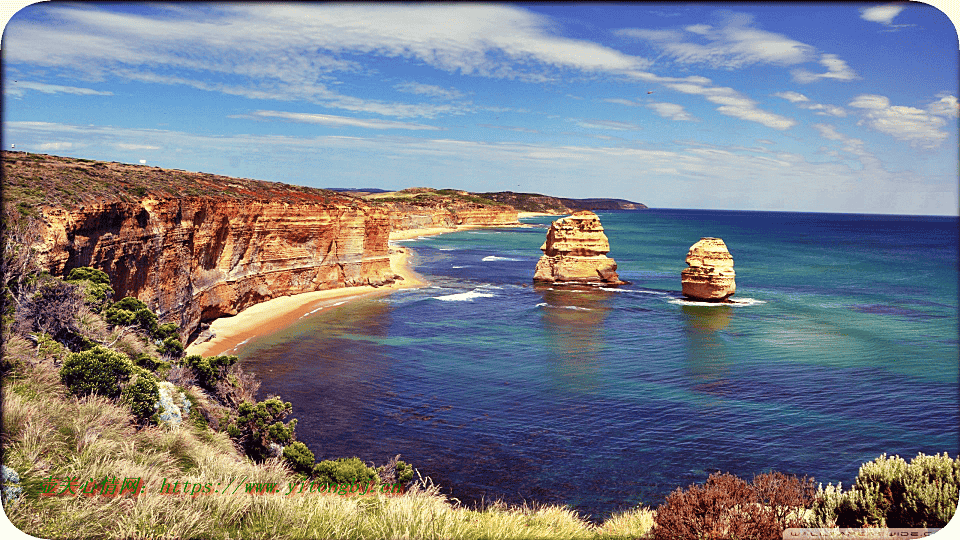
681 237 736 301
533 211 626 286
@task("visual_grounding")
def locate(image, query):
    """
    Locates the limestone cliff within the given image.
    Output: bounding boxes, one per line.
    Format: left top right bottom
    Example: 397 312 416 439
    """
3 152 519 342
365 188 519 231
680 237 736 301
37 197 396 341
533 211 626 286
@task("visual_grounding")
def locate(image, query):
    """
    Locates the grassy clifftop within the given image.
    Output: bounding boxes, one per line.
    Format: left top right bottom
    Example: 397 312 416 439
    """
2 152 357 215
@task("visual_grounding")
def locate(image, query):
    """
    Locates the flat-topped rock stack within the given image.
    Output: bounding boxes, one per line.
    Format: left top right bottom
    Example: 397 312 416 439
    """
533 211 626 286
681 237 736 301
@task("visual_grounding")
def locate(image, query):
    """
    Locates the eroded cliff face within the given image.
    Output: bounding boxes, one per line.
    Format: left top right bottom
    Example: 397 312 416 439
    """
533 211 626 286
386 202 518 231
37 197 395 340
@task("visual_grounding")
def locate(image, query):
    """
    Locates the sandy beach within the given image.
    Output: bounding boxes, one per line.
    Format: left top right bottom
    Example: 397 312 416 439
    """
517 211 562 219
185 225 497 357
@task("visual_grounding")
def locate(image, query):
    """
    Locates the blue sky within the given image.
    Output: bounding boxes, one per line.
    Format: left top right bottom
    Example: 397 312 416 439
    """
2 2 958 215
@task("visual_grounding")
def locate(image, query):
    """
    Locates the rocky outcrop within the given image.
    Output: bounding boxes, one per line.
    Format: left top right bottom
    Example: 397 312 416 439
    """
681 237 736 301
37 196 396 341
533 211 626 286
385 202 518 232
476 191 647 214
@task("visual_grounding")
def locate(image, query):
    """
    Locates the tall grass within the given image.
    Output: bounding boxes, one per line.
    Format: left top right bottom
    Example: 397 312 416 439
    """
2 349 656 539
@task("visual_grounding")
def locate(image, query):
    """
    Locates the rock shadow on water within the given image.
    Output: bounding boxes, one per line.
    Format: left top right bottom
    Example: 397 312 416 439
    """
536 286 615 393
680 304 736 398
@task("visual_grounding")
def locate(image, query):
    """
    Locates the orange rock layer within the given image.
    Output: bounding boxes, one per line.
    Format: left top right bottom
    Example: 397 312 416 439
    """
38 197 396 340
533 211 625 286
680 237 736 301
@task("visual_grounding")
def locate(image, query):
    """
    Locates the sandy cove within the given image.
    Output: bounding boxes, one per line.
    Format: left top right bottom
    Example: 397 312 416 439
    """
185 225 500 357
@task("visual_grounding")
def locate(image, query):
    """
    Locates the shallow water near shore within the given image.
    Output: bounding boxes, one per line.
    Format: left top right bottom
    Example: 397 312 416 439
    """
237 209 959 521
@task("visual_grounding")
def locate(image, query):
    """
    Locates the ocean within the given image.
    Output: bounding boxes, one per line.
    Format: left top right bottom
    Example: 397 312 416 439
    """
236 209 959 521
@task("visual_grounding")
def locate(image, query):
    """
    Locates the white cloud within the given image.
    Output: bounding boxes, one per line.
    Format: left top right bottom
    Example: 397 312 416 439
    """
617 70 796 129
603 98 639 106
116 143 161 150
247 110 443 130
647 102 696 121
8 120 954 215
573 119 642 131
5 81 113 98
791 54 858 83
36 142 76 151
774 91 847 117
773 91 809 103
861 5 906 25
616 12 815 69
394 82 465 99
927 93 959 118
4 4 651 107
849 94 950 147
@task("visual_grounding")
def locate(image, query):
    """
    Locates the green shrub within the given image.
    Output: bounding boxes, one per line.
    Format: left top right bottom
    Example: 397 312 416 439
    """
395 460 414 485
103 297 158 335
226 397 296 461
183 354 238 388
59 345 132 399
812 453 960 528
121 369 160 422
64 267 114 311
313 457 380 486
282 441 316 476
158 336 183 357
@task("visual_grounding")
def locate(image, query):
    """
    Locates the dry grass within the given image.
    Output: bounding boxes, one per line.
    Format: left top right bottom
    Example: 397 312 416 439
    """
1 335 659 540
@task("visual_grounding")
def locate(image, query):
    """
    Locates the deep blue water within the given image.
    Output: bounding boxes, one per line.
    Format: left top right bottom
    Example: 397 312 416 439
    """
237 209 959 521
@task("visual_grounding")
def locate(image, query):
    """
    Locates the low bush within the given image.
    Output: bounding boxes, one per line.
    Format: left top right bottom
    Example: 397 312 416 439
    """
64 267 114 312
811 453 960 528
121 368 161 422
15 275 85 342
282 441 316 476
103 296 158 335
653 471 815 540
313 456 380 486
59 345 132 399
225 396 297 461
184 354 238 389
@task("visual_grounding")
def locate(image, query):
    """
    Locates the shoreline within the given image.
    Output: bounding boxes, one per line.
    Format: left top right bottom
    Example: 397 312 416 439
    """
517 211 563 219
184 225 502 357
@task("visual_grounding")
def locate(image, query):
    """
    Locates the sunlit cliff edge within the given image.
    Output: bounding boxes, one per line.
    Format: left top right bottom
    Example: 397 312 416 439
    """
1 152 519 342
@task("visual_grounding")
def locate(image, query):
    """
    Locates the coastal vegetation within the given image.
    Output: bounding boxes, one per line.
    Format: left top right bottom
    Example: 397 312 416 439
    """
3 275 956 540
1 152 955 538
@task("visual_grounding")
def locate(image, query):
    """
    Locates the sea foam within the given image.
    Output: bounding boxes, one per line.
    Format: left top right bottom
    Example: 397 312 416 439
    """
431 289 496 302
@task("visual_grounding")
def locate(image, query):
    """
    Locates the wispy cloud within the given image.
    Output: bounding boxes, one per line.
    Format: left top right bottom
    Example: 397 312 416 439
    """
616 12 815 69
115 143 161 150
791 54 859 83
860 5 906 26
244 110 444 130
8 120 953 214
627 71 796 129
647 102 697 121
849 94 951 148
773 91 846 116
572 119 642 131
927 93 959 118
394 82 465 100
5 80 114 98
4 4 651 110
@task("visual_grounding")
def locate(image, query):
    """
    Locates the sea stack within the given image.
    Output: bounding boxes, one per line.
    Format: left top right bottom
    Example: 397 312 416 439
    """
681 237 736 301
533 211 626 286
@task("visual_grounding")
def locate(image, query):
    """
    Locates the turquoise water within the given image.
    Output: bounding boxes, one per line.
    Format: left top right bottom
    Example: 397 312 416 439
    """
237 209 959 521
